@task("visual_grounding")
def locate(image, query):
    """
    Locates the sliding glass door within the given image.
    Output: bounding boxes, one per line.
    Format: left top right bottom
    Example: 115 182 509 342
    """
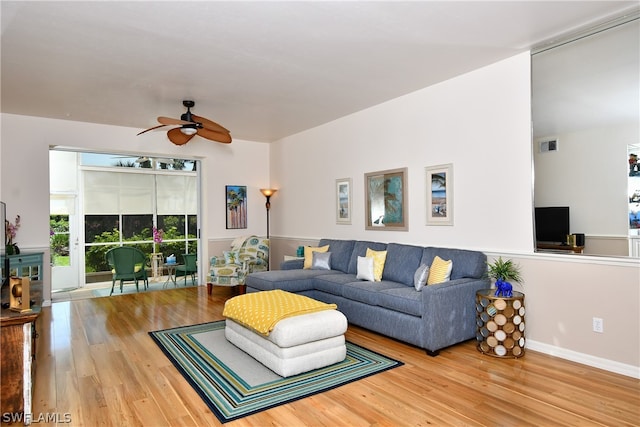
50 150 199 291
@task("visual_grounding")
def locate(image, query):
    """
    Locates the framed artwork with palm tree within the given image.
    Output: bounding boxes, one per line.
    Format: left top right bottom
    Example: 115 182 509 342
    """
365 167 408 231
225 185 247 229
425 164 453 226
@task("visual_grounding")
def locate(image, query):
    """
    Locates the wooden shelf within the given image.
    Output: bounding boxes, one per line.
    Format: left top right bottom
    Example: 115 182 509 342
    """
536 242 584 254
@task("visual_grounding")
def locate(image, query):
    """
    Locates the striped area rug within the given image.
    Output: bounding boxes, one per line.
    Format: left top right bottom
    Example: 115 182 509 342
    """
149 320 403 423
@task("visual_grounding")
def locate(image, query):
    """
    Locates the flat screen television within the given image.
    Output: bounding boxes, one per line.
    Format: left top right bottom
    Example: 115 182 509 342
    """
535 206 570 244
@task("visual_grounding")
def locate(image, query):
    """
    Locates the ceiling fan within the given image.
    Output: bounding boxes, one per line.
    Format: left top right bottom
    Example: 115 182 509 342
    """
137 100 232 146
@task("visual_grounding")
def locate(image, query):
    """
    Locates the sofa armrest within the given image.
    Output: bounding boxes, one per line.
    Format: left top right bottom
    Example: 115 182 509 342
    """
280 259 304 270
420 278 490 353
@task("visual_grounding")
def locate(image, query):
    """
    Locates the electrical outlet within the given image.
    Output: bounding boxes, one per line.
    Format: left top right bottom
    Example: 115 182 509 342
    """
593 317 604 333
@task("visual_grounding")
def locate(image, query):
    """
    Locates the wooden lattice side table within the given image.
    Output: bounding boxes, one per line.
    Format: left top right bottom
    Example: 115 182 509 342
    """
476 289 525 358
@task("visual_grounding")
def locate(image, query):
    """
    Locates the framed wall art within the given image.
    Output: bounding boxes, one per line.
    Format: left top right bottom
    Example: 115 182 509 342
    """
365 167 408 231
336 178 352 224
225 185 247 229
425 163 453 226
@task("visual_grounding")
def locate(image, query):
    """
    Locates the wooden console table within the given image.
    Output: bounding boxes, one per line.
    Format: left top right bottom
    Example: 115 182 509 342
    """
536 243 584 254
1 282 42 425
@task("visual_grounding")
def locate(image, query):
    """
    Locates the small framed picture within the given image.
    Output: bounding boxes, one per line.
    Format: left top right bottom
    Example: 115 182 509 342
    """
225 185 247 229
425 164 453 226
336 178 352 224
365 167 408 231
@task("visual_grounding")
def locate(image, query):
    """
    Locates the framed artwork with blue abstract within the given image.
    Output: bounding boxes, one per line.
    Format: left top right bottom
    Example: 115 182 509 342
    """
365 167 408 231
425 163 453 226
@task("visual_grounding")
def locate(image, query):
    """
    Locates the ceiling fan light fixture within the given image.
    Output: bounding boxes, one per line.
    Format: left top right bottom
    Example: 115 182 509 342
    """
180 126 198 136
138 100 231 145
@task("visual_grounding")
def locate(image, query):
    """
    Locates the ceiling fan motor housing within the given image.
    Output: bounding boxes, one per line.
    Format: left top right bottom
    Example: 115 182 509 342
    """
181 100 195 123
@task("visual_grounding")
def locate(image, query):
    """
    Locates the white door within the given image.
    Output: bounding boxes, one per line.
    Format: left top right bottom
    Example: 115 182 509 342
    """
51 196 80 291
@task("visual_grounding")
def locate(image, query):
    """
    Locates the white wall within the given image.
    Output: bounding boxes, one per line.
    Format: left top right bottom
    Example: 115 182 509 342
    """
269 52 640 378
1 113 270 301
271 53 534 252
535 124 637 238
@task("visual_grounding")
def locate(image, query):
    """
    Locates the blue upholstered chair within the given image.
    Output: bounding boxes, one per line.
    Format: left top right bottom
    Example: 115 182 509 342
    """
207 236 269 293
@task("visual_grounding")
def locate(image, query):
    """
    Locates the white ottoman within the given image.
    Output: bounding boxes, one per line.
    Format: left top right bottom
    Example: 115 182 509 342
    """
225 309 348 377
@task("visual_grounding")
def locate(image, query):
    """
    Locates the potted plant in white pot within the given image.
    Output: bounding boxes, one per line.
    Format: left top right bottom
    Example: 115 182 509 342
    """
487 257 523 297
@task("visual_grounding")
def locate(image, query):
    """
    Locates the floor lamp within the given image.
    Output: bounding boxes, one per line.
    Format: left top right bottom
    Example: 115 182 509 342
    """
260 189 277 270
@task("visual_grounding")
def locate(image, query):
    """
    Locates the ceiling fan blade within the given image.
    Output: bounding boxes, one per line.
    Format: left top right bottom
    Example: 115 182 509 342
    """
167 128 195 146
191 114 230 134
158 116 194 126
197 127 232 144
137 124 167 136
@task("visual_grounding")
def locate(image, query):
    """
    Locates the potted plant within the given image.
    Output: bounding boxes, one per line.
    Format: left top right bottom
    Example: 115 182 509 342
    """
487 257 523 297
5 214 21 255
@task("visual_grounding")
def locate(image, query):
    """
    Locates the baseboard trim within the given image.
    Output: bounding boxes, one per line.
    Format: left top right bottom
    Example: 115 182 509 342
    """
527 339 640 379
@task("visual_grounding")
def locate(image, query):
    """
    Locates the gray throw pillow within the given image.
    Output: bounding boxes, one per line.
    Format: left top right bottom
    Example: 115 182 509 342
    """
312 251 332 270
414 263 429 291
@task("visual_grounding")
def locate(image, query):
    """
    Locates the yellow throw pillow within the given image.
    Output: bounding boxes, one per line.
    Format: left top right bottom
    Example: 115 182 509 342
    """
366 248 387 282
304 245 330 269
427 255 453 285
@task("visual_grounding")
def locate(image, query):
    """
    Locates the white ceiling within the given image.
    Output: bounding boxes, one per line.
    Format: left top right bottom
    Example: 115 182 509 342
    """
1 1 638 143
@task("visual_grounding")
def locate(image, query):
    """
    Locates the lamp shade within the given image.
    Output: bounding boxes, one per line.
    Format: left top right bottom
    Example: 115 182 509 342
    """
260 188 277 197
180 126 198 136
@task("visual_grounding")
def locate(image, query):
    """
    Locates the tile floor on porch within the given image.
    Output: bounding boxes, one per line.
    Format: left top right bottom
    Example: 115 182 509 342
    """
51 275 198 303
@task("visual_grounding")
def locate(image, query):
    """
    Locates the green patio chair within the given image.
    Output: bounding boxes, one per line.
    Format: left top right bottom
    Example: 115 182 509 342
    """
105 246 149 295
175 253 197 286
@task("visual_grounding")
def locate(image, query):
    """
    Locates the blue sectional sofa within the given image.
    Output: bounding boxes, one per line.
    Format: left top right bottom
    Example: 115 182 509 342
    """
246 239 489 355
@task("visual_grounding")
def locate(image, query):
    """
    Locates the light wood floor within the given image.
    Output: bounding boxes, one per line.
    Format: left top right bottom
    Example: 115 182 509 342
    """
31 286 639 426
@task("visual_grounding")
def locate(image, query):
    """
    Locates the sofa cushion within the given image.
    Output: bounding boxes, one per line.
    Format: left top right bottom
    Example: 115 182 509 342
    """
378 287 423 317
421 247 487 280
246 269 334 293
303 245 329 269
347 241 388 274
366 248 387 281
318 239 355 273
313 273 357 296
356 256 375 281
382 243 424 286
341 280 405 306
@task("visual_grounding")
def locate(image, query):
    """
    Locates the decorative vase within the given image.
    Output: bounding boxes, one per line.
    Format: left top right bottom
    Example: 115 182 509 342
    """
6 244 19 255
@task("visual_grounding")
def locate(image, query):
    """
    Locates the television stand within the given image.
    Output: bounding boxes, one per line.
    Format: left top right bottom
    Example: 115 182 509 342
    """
536 242 584 254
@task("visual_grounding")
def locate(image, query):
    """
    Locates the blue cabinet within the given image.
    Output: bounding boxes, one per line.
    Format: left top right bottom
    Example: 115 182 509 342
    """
1 252 44 281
